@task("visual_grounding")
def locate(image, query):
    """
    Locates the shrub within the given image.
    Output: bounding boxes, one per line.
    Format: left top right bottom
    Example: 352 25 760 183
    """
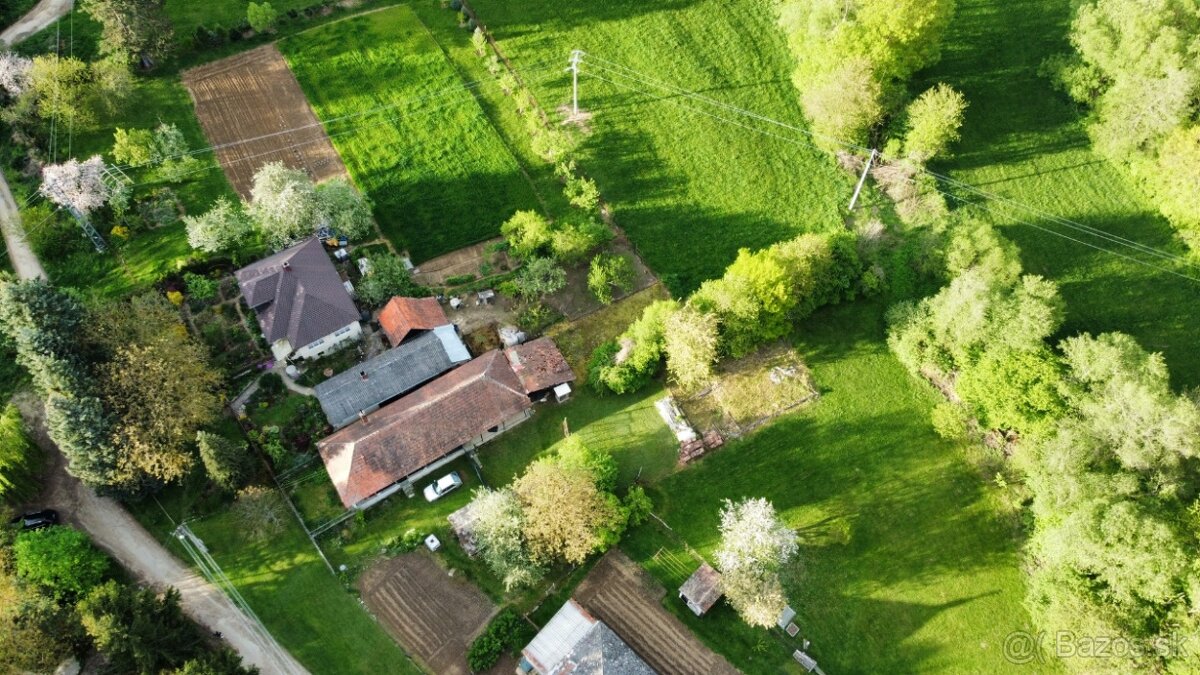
587 253 635 304
231 485 286 540
516 303 558 334
466 609 533 672
13 526 110 599
588 300 678 394
184 273 218 301
258 373 284 397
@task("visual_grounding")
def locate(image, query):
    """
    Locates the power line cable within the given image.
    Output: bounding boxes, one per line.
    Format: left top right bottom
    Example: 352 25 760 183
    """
583 57 1197 269
580 60 1200 281
114 62 559 170
117 65 563 191
580 67 1200 284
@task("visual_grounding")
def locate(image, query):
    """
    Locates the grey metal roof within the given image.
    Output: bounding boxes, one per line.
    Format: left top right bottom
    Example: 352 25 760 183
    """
235 238 360 350
523 600 655 675
314 331 455 429
555 622 656 675
433 325 471 363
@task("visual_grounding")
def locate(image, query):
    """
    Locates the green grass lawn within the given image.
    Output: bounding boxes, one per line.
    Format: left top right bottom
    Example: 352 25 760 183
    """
622 300 1041 674
913 0 1200 388
279 6 542 263
130 478 420 675
478 385 678 489
467 0 851 294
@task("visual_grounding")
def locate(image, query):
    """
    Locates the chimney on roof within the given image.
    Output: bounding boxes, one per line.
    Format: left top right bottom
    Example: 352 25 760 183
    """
358 410 368 424
359 371 368 381
282 261 292 271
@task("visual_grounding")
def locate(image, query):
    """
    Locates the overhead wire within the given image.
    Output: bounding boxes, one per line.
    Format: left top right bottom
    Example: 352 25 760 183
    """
113 61 560 171
579 58 1200 283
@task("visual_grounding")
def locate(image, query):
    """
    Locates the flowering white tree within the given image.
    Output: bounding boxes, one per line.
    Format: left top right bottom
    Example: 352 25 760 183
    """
714 497 798 628
468 487 544 591
0 52 33 98
184 197 254 253
40 156 113 214
314 178 375 240
245 162 320 248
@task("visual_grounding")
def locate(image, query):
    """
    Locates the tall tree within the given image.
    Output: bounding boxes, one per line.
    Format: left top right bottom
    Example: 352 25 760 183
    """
197 431 254 492
79 581 204 674
81 0 175 66
89 293 223 486
514 446 625 565
902 83 968 161
184 197 255 254
466 487 543 591
715 498 797 628
245 162 320 247
663 305 719 393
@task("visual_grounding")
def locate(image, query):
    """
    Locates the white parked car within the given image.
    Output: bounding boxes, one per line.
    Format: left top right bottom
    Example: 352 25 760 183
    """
423 471 463 502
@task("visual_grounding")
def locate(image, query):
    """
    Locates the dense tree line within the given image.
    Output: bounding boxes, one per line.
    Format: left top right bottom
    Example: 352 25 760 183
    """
589 231 863 394
0 279 227 495
887 216 1200 671
1043 0 1200 248
0 521 255 673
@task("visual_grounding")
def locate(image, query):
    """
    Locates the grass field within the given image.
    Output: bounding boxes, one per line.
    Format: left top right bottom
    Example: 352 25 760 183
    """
914 0 1200 388
131 474 421 675
279 6 542 263
468 0 851 294
624 301 1041 674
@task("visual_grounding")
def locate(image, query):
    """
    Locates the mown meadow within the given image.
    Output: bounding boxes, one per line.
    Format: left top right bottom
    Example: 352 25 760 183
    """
468 0 852 295
279 6 542 263
914 0 1200 388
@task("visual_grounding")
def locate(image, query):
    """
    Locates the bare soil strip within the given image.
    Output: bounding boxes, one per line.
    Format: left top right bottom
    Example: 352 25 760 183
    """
359 552 497 675
182 45 348 198
574 550 739 675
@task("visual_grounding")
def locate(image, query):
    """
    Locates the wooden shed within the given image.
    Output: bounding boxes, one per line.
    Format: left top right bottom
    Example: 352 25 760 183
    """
679 563 723 616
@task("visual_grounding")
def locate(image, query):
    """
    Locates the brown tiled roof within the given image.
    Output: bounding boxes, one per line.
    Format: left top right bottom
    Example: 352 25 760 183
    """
504 337 576 394
379 296 448 346
235 238 359 350
316 350 531 508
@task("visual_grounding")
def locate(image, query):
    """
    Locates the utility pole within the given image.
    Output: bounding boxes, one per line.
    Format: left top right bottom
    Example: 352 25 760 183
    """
848 148 877 212
567 49 585 117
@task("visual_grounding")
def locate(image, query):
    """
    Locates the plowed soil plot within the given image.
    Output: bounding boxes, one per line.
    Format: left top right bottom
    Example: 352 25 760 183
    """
182 45 347 198
359 552 496 675
574 550 739 675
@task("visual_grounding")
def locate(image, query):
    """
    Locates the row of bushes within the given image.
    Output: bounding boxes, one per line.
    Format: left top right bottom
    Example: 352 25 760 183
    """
466 609 535 671
192 2 336 48
589 230 865 394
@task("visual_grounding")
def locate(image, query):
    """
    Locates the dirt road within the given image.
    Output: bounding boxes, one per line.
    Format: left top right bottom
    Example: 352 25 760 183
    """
0 174 47 280
14 393 310 675
0 0 73 46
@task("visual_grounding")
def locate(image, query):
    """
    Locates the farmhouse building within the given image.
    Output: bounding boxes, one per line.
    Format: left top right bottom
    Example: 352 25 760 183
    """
317 349 536 509
520 599 654 675
679 563 723 616
379 296 450 347
313 329 471 429
235 237 361 361
504 336 576 399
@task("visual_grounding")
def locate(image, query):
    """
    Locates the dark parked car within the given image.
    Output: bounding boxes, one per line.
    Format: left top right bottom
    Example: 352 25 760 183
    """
10 509 59 530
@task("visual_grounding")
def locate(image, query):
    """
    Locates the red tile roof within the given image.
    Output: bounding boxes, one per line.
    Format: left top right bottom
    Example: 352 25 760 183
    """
316 350 531 508
379 296 448 346
504 337 576 394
